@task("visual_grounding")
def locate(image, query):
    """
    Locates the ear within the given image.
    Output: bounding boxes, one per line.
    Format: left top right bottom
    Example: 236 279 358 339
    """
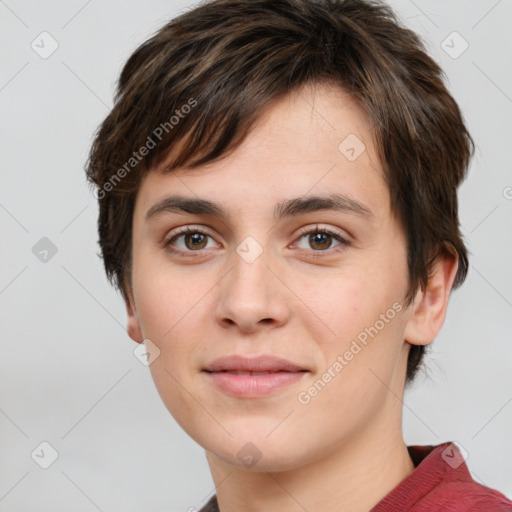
403 247 459 346
125 289 144 344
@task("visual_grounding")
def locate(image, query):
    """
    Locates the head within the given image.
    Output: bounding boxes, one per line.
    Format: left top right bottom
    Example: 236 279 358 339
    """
86 0 473 470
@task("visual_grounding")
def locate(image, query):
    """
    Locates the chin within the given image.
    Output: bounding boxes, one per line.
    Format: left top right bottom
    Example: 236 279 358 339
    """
202 432 316 473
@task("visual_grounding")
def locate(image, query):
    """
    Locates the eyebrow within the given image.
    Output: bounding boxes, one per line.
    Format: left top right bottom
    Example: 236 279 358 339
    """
145 193 375 223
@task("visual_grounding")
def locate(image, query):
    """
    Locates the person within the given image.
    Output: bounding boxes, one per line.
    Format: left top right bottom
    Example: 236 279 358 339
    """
85 0 512 510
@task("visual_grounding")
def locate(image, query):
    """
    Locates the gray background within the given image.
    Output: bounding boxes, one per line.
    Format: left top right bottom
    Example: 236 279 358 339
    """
1 0 511 510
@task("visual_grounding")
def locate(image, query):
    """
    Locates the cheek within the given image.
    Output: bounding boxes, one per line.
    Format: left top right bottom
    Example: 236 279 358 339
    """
295 267 379 344
133 257 208 337
137 271 207 423
307 266 407 383
134 266 212 377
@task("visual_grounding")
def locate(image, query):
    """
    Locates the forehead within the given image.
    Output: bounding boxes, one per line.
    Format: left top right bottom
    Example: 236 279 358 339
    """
134 82 388 223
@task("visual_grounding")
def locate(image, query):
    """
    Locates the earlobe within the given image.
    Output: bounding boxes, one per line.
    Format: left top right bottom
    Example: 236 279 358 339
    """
403 248 459 347
125 292 144 344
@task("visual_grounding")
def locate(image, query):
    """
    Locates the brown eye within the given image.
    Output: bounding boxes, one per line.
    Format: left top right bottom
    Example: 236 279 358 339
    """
308 232 334 251
182 232 208 250
164 227 215 256
294 225 351 258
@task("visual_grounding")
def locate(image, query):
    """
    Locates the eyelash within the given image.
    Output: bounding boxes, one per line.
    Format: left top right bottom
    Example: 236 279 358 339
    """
163 225 351 258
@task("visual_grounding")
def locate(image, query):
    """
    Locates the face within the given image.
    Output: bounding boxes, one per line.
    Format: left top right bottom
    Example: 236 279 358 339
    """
126 82 425 472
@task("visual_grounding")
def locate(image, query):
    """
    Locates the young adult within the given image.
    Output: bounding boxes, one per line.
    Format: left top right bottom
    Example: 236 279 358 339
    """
85 0 512 510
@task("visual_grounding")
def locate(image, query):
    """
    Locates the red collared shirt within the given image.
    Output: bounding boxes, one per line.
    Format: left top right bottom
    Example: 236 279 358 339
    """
199 442 512 512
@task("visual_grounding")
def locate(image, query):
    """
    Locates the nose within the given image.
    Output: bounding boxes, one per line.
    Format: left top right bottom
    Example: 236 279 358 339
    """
214 245 290 334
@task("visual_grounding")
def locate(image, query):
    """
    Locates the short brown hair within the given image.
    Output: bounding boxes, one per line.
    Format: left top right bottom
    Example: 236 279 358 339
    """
85 0 474 384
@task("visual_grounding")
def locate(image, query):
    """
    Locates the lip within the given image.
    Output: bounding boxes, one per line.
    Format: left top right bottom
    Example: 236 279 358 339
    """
203 354 308 373
202 355 310 397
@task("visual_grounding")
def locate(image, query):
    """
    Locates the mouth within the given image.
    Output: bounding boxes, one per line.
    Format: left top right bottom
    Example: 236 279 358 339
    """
202 355 310 397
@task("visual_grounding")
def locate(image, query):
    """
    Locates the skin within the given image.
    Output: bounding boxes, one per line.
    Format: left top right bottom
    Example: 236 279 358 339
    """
125 81 458 512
